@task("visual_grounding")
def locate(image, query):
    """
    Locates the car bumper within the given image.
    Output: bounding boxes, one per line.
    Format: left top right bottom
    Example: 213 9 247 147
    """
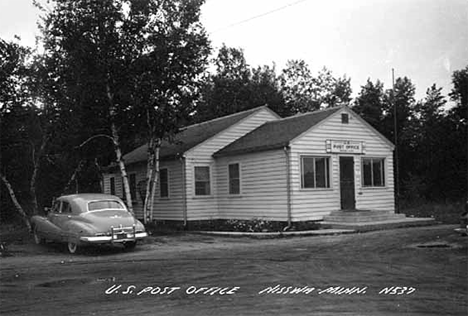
80 232 148 243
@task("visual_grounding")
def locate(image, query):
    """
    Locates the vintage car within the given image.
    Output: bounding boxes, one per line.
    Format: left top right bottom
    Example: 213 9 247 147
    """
31 194 147 254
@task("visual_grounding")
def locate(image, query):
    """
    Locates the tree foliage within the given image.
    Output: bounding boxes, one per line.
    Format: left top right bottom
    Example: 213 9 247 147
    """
196 44 286 121
37 0 210 219
279 61 352 114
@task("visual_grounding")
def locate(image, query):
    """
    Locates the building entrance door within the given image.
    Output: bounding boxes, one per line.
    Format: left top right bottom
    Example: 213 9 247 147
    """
340 157 356 210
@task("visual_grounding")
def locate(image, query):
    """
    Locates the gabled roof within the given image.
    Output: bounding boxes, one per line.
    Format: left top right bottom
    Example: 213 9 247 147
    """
214 106 343 157
123 105 274 164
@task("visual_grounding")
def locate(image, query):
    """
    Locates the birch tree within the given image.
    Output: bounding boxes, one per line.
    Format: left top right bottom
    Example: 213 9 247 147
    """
38 0 210 219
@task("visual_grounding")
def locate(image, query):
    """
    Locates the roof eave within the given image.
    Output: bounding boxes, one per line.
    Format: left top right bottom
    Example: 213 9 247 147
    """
213 142 289 158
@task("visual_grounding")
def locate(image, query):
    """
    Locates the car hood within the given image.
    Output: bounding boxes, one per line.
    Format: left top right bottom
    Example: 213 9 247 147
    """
80 210 139 232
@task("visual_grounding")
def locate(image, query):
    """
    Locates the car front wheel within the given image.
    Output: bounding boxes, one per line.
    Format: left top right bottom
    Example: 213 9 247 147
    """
67 241 79 254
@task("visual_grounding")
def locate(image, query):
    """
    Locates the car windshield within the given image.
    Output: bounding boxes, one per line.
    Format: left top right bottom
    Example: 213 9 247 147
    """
88 200 125 211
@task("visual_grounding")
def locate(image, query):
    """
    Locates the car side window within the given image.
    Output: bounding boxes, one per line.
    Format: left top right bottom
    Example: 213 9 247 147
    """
52 201 61 213
62 202 71 214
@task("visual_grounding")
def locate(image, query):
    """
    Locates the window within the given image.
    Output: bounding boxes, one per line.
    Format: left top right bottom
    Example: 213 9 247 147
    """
362 158 385 187
341 113 349 124
110 177 115 195
129 174 137 200
301 156 330 188
88 200 125 211
159 169 169 198
62 201 72 213
194 166 211 196
228 163 240 195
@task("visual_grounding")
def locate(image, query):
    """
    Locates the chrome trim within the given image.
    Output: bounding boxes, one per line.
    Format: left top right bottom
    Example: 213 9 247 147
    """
80 232 147 243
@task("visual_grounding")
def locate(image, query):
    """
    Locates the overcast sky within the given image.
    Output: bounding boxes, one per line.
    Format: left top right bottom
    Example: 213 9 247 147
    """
1 0 467 101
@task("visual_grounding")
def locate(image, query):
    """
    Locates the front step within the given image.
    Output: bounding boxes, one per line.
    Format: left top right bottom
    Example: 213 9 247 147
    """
323 211 406 223
320 210 437 231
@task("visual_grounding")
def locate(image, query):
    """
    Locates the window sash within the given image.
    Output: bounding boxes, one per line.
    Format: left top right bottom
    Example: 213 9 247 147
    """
301 156 330 188
129 174 137 199
362 158 385 187
194 166 211 195
159 169 169 198
110 177 115 195
228 163 240 195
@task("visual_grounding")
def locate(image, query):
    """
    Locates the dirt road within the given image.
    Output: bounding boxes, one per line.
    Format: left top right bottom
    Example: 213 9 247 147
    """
1 225 466 316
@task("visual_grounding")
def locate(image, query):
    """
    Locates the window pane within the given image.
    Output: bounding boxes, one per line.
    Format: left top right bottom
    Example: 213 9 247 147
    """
195 167 209 181
230 179 240 194
341 113 349 124
195 167 210 195
315 158 327 188
88 200 125 211
110 177 115 195
363 159 372 186
302 157 315 188
129 174 136 199
195 181 210 195
372 159 384 186
229 164 239 179
229 164 240 194
62 202 72 213
160 169 169 197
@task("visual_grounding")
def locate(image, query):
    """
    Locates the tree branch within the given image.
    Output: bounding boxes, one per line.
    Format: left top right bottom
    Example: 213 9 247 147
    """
76 134 116 148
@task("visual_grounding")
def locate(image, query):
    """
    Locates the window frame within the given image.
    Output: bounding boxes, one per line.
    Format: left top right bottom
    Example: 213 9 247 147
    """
361 157 386 187
300 155 331 189
341 113 349 124
159 168 169 198
228 162 241 195
129 173 137 200
110 177 115 195
194 165 211 196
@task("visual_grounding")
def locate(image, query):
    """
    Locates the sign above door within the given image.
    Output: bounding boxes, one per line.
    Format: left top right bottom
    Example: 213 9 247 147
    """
326 140 365 154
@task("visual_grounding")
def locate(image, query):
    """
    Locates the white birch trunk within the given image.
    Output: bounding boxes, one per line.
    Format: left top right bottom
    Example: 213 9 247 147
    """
1 174 32 231
106 81 133 214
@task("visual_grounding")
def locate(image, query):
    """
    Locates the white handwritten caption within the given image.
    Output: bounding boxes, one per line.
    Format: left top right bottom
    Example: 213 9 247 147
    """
104 284 416 296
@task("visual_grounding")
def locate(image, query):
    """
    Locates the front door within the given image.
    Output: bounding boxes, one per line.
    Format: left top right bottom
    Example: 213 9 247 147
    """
340 157 355 210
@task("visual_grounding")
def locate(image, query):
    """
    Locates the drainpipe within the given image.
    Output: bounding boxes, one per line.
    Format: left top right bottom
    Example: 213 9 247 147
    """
283 146 292 231
180 154 188 228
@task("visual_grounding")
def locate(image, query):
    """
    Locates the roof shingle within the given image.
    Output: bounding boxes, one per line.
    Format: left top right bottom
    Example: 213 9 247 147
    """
123 106 271 164
214 106 342 157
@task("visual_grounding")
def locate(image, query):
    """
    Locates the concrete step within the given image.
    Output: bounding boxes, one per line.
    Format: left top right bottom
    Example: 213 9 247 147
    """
323 214 406 223
320 217 437 232
327 210 399 216
323 210 406 223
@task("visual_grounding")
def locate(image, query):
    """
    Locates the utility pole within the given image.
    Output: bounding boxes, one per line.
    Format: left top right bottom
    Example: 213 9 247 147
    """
393 68 400 213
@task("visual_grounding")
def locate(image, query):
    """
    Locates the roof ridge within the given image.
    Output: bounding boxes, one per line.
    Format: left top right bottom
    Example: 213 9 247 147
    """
262 105 343 124
182 105 268 130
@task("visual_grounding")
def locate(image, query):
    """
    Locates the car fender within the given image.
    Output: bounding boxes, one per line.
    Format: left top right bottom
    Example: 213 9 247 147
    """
63 220 97 244
134 219 146 232
31 215 61 241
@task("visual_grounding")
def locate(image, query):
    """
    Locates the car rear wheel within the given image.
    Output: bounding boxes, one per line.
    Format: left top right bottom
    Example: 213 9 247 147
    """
33 227 45 245
67 241 79 254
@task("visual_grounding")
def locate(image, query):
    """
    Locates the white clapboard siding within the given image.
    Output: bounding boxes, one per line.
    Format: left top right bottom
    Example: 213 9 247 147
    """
185 108 279 220
289 108 395 221
216 149 288 221
102 162 186 220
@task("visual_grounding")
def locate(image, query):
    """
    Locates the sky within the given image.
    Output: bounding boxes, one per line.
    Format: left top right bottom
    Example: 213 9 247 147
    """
1 0 467 101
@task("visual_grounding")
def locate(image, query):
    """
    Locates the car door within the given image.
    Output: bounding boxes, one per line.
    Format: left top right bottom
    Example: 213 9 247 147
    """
44 200 62 241
49 201 71 241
